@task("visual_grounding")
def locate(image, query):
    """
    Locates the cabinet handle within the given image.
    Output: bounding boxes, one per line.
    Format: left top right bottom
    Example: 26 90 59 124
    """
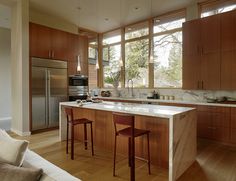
197 81 199 89
48 51 51 58
202 81 204 89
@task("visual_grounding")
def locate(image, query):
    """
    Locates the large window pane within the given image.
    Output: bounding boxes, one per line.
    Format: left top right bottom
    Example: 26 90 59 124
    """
154 18 185 34
154 31 182 88
200 0 236 18
103 45 121 88
125 39 149 88
125 21 149 40
103 29 121 45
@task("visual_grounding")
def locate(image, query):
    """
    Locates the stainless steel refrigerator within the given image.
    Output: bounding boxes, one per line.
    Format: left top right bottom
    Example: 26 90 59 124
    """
31 58 68 131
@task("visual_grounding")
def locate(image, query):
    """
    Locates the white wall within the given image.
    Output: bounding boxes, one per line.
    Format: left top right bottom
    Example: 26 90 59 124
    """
10 0 30 136
0 27 11 130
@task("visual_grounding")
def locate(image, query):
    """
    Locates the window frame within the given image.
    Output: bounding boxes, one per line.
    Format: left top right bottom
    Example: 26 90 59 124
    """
98 9 186 89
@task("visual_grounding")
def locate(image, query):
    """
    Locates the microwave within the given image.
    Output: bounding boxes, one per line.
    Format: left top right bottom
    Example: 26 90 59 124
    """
69 75 88 100
69 75 88 86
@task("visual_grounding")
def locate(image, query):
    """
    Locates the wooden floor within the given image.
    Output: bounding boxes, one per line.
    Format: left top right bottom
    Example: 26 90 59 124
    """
12 130 236 181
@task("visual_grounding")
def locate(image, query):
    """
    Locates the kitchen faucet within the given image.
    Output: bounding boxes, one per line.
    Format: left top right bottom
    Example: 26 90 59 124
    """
127 79 134 98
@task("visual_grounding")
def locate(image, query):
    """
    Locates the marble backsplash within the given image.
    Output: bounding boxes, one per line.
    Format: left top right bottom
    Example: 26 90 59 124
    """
90 88 236 102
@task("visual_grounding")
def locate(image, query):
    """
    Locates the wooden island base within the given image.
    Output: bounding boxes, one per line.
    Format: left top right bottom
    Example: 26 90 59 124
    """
60 102 197 181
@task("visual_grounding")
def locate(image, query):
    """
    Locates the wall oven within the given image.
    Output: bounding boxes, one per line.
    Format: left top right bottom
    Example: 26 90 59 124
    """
69 75 88 101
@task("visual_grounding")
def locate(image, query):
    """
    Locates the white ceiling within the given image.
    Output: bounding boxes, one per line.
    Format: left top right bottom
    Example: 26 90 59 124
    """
0 0 201 32
0 4 11 29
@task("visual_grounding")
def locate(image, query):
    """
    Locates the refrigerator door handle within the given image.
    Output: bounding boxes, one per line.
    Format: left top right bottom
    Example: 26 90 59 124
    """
45 69 48 127
47 69 51 127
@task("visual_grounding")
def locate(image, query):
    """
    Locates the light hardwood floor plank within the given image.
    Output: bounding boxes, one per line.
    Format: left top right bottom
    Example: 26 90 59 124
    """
10 130 236 181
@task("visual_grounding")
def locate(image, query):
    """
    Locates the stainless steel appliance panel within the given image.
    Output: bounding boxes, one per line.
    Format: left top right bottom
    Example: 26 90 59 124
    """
31 57 68 131
31 67 48 131
48 68 68 127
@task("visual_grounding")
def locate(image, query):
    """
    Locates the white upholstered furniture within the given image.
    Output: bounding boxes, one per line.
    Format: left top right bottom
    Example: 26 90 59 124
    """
23 149 81 181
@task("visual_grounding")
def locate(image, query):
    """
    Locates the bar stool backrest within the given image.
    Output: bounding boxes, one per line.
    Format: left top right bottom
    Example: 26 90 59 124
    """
112 112 135 135
65 107 74 123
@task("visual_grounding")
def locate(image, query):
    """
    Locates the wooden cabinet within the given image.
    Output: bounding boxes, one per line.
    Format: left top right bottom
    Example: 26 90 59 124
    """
30 22 89 76
183 15 221 90
230 108 236 143
220 10 236 90
30 23 51 58
30 23 69 60
197 106 230 142
182 20 201 89
159 102 231 143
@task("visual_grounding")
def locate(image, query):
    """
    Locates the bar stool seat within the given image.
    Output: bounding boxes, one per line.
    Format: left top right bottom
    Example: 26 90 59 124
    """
117 127 150 137
112 112 151 179
65 107 94 160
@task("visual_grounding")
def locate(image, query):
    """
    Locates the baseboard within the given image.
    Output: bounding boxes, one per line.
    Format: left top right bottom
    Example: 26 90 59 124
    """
10 128 31 136
0 117 11 130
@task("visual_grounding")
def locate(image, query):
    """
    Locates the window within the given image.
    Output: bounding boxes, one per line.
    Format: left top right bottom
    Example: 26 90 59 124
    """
153 11 185 88
125 21 149 88
200 0 236 18
125 39 149 88
125 21 149 40
102 30 121 88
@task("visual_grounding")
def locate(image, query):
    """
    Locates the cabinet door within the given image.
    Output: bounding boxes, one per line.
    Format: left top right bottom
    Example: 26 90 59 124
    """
200 15 221 90
197 111 212 139
221 10 236 89
29 23 51 58
211 107 230 142
182 20 201 89
51 29 68 60
221 10 236 52
231 108 236 143
67 33 79 75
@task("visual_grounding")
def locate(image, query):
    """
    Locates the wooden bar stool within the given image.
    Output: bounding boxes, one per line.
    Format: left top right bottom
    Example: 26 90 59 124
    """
65 107 94 160
112 112 151 180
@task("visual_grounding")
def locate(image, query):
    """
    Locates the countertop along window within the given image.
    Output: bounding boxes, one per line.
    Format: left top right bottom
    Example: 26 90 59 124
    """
153 11 185 88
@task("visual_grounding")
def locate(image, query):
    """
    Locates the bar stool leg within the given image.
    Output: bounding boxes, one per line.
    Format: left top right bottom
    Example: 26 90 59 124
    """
90 123 94 156
147 133 151 174
113 135 117 176
84 123 88 150
66 121 69 154
128 137 131 167
71 124 74 160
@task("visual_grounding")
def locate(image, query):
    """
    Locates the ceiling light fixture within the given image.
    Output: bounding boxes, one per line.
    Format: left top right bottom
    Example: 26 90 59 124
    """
149 0 154 64
119 0 123 68
77 0 82 73
95 0 100 70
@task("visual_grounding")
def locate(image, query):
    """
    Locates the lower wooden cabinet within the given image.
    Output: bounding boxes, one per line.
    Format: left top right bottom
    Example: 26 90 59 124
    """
158 102 232 144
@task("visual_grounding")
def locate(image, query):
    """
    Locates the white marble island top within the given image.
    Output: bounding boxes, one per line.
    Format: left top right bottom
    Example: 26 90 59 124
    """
59 101 197 181
60 101 195 119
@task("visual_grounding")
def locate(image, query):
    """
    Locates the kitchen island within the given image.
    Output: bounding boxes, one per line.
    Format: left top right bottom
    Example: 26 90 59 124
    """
59 101 197 181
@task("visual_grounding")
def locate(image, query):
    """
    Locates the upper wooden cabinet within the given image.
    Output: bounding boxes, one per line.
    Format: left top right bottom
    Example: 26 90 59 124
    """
30 22 68 61
29 22 89 76
30 23 51 59
183 10 236 90
220 10 236 90
183 15 221 90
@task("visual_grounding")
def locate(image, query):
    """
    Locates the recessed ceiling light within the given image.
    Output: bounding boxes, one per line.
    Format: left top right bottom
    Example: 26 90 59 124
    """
155 19 160 23
104 18 109 22
77 7 81 10
133 6 140 11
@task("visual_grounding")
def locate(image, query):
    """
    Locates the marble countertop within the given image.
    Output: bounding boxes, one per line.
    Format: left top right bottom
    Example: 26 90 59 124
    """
60 101 195 119
95 96 236 107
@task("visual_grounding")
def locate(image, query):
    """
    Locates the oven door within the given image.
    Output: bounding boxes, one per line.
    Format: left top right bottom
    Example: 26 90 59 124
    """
69 77 88 86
